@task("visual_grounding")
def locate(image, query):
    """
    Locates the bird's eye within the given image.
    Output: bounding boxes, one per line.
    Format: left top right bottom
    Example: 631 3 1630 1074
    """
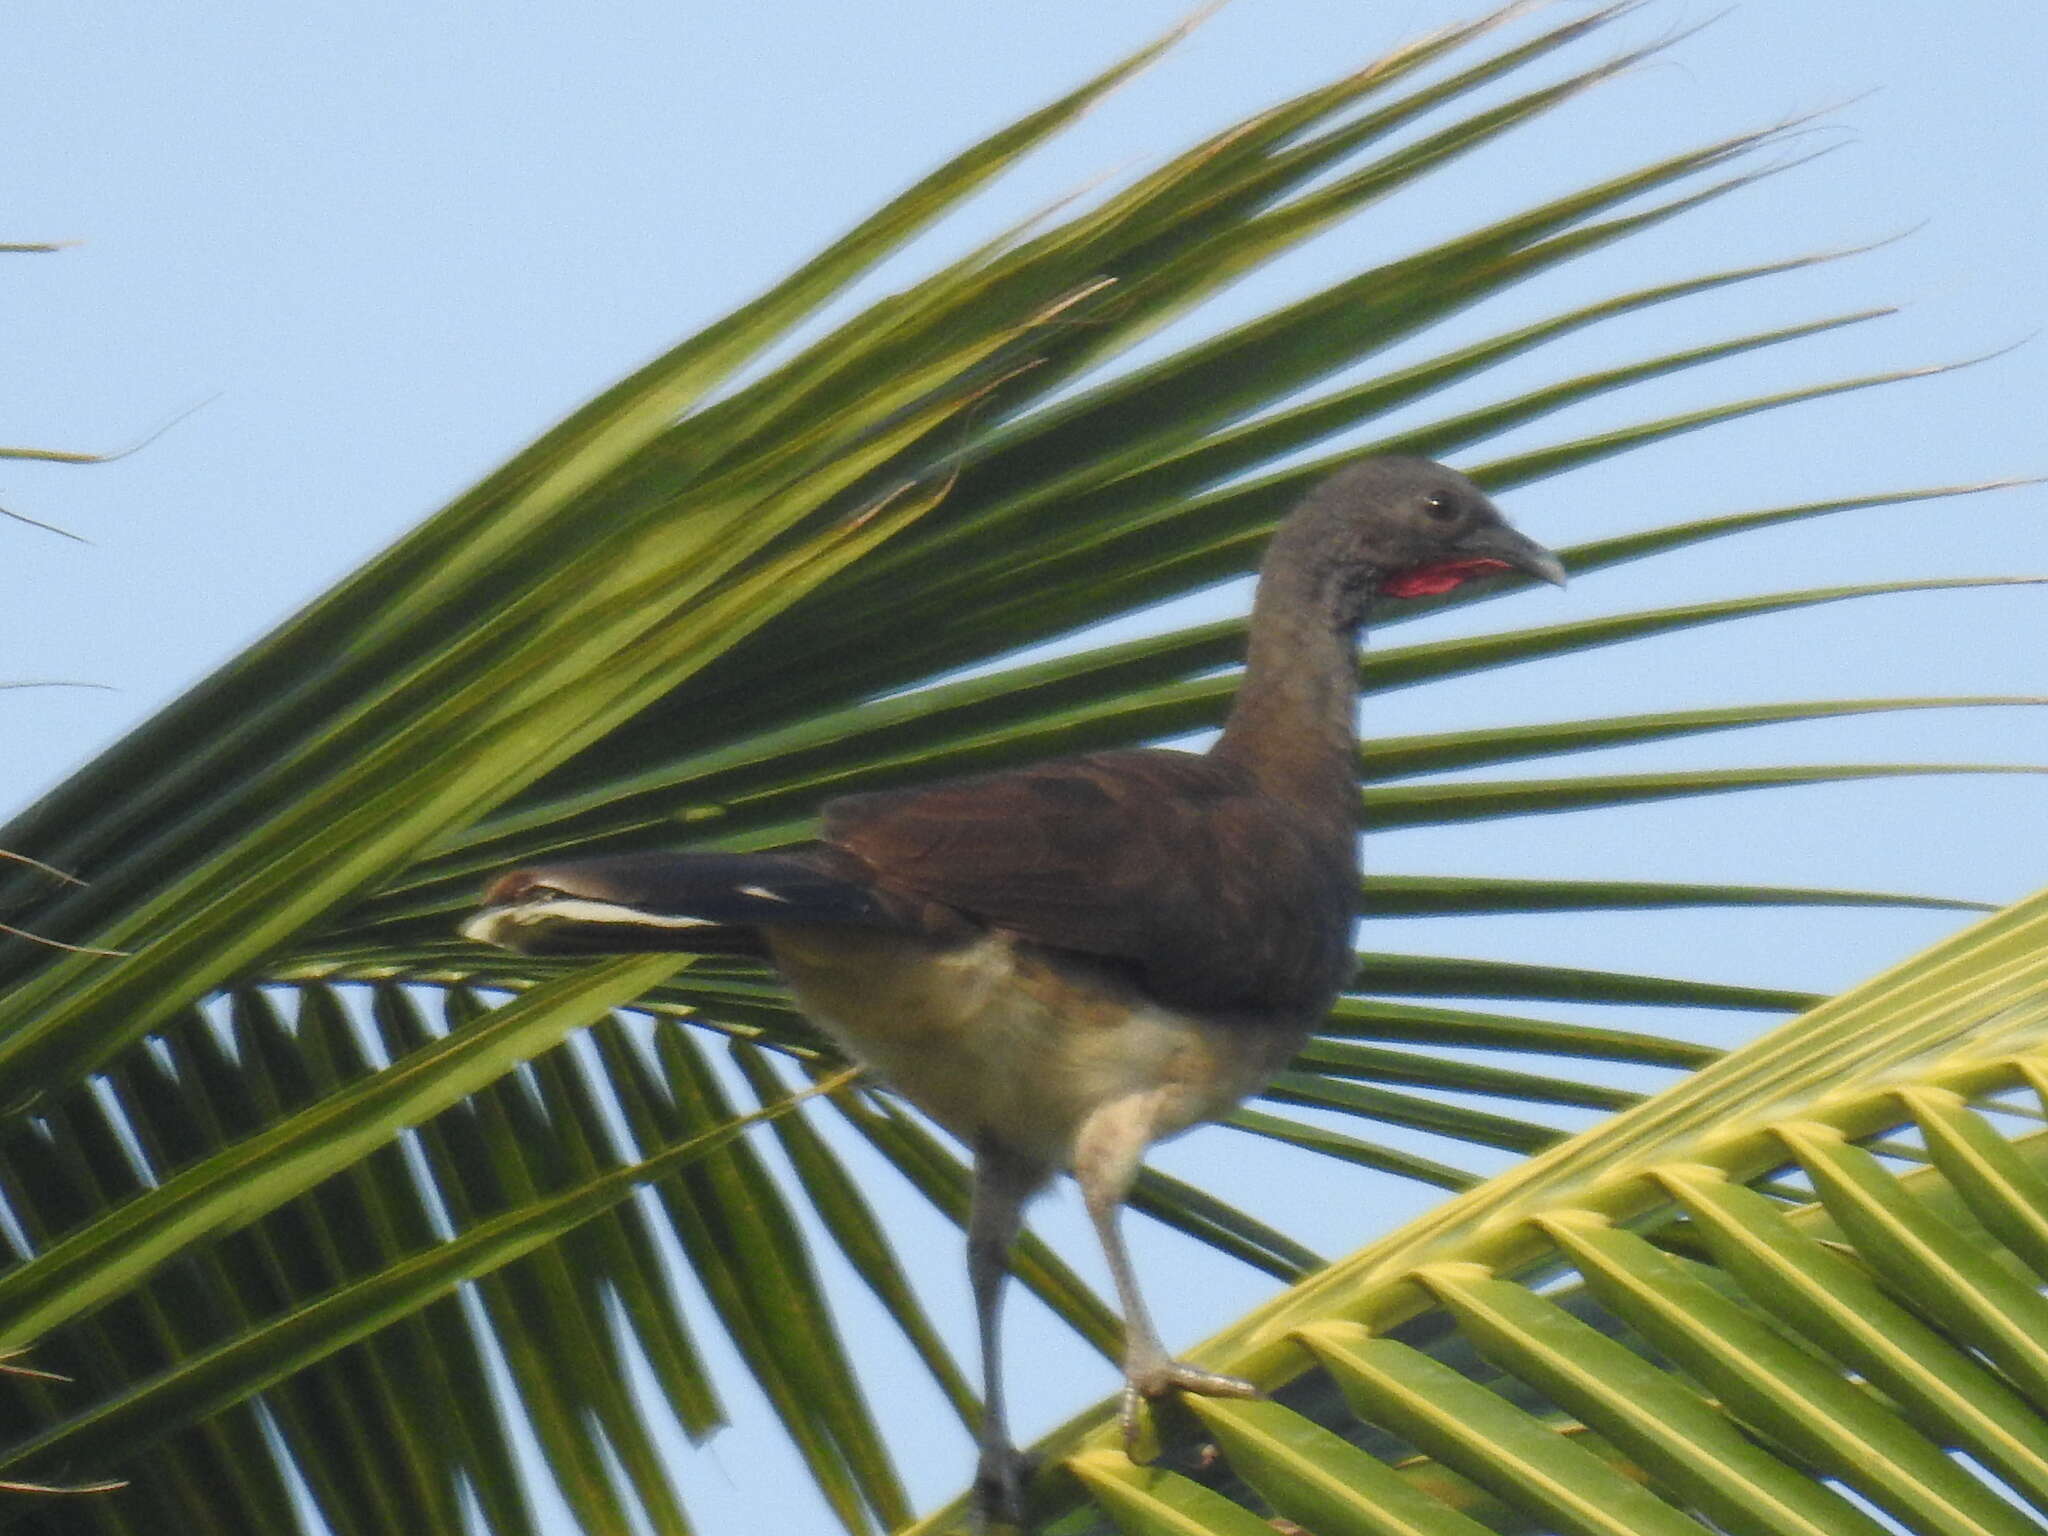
1421 492 1458 522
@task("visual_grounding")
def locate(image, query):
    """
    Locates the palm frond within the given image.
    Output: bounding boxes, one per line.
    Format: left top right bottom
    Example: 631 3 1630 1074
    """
0 6 2037 1532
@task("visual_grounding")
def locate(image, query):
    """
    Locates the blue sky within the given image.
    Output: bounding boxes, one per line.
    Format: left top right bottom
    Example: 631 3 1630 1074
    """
4 3 2045 1530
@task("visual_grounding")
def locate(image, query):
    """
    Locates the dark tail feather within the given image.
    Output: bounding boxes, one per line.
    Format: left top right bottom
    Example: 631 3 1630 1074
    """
462 848 895 957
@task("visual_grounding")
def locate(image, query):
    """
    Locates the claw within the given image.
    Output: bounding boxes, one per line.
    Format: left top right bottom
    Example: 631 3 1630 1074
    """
1118 1382 1146 1456
1118 1360 1260 1452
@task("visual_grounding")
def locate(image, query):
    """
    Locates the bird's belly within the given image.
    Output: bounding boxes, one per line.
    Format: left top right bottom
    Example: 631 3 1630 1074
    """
764 928 1283 1169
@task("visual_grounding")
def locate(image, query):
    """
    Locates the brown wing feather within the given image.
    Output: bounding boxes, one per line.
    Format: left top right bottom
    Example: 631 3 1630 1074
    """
820 749 1357 1018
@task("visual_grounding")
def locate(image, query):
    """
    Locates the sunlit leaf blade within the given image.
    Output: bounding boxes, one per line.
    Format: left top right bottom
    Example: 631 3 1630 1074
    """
1223 1107 1483 1192
1357 872 1994 916
1774 1123 2048 1417
1364 576 2046 693
1652 1163 2048 1516
1361 695 2048 780
1413 1264 1888 1536
1295 1038 1640 1112
1263 1072 1564 1155
1181 1394 1500 1536
1067 1450 1284 1536
1558 478 2041 577
1300 1325 1709 1536
1324 997 1721 1067
1472 351 1983 487
1901 1087 2048 1275
1128 1167 1323 1282
1543 1216 2044 1536
1351 953 1818 1012
1367 761 2044 831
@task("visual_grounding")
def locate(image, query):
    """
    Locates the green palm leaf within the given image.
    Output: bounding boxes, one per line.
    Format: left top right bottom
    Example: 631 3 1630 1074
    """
0 6 2039 1533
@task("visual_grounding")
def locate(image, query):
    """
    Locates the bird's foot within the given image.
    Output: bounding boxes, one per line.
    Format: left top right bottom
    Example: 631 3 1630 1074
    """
973 1444 1037 1532
1118 1359 1259 1453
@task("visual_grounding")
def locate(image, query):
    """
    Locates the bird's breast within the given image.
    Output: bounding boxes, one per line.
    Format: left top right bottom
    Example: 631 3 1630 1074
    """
764 927 1296 1169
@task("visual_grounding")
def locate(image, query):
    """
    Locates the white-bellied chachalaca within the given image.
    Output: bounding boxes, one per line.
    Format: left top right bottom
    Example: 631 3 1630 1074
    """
462 455 1565 1525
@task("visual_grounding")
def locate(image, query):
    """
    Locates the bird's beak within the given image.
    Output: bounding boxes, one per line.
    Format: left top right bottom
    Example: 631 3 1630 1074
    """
1458 524 1569 588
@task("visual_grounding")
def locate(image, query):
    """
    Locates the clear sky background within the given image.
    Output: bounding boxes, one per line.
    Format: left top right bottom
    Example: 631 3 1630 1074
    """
4 3 2045 1531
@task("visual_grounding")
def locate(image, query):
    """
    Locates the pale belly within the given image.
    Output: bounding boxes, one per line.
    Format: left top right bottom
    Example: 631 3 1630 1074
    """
764 927 1293 1169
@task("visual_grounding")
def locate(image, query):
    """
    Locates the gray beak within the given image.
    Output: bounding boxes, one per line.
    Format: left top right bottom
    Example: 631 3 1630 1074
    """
1462 523 1568 588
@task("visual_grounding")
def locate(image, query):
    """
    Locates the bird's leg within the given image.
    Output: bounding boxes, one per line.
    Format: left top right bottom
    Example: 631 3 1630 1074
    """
1072 1097 1258 1452
968 1138 1050 1530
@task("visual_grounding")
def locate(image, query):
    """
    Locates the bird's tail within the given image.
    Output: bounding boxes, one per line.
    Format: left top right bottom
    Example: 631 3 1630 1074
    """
461 848 894 956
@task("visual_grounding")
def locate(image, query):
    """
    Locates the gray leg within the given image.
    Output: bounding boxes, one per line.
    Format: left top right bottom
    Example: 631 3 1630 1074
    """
968 1138 1050 1529
1072 1096 1257 1450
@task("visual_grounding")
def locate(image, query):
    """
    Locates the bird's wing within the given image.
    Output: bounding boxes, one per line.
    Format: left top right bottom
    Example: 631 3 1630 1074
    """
822 749 1356 1014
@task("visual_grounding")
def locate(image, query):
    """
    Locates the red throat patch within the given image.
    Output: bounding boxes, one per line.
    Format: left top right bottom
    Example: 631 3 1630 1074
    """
1381 556 1511 598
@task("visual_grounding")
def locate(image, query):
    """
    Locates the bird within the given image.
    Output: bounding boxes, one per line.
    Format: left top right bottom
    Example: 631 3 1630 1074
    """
461 455 1565 1526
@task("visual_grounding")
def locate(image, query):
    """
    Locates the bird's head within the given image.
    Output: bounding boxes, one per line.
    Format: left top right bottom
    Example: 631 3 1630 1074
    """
1275 456 1567 624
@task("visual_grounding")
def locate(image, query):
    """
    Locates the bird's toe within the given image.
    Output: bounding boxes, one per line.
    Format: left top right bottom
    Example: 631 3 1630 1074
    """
1131 1359 1259 1401
1118 1360 1260 1453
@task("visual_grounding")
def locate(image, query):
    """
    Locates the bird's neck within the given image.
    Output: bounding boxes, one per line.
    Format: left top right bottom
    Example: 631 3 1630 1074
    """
1211 553 1366 836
